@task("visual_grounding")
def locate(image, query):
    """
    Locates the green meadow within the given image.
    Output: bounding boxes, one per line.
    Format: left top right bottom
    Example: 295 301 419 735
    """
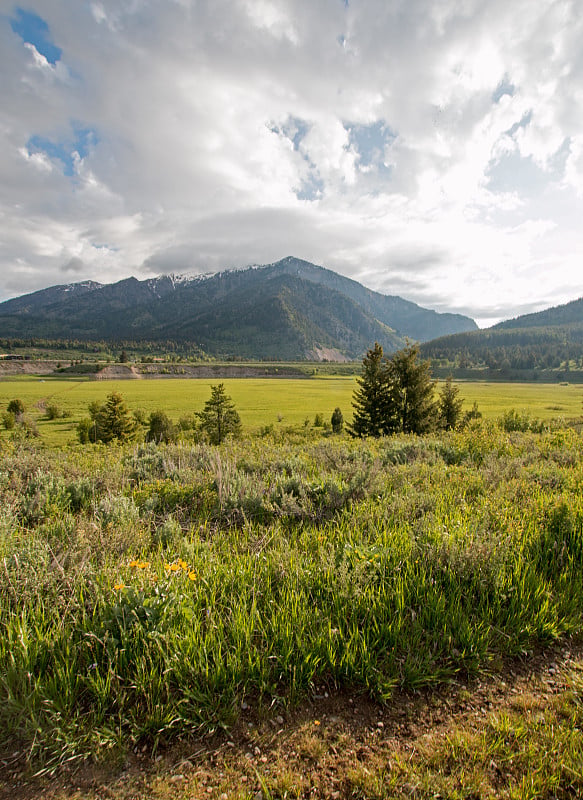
0 375 581 446
1 372 583 790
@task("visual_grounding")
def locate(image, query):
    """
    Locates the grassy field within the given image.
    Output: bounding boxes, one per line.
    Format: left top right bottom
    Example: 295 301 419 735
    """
0 375 581 446
1 373 583 795
1 420 583 769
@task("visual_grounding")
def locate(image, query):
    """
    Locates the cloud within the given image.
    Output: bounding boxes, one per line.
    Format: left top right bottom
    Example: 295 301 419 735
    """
0 0 582 325
61 256 84 273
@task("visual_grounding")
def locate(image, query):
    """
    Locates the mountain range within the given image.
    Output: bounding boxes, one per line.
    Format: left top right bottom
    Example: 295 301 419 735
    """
0 257 477 360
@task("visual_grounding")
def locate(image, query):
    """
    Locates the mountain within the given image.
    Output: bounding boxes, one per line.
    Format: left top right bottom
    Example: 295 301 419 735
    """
0 280 102 315
265 257 476 341
0 257 477 360
420 296 583 375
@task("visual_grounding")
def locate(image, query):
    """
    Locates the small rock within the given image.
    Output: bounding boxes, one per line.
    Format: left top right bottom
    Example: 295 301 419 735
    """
170 774 184 782
276 715 284 725
376 721 384 728
241 700 249 710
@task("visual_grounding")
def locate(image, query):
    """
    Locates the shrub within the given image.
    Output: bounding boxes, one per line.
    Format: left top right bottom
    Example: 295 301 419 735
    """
125 442 167 483
331 407 344 434
7 398 25 416
2 411 15 430
45 403 64 420
500 409 545 433
13 415 40 440
77 418 93 444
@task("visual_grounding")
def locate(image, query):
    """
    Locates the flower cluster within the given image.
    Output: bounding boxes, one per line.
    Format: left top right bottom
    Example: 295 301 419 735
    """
113 557 198 591
165 559 197 581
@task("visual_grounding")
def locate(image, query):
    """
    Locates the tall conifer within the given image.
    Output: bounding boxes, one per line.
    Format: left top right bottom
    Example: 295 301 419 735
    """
349 343 395 437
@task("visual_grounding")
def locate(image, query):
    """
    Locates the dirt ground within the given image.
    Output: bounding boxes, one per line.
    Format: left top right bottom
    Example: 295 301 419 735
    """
2 639 581 800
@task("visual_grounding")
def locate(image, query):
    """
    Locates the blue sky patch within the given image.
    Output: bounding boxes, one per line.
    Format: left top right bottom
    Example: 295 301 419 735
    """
492 77 516 103
296 170 324 201
345 120 396 174
486 151 549 195
27 126 98 176
486 139 570 197
270 116 310 151
10 8 62 65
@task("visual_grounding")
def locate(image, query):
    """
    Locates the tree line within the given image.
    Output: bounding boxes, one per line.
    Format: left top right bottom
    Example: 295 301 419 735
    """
77 383 241 446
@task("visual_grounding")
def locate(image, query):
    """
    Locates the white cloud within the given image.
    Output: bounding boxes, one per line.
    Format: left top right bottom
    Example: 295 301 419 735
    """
0 0 582 325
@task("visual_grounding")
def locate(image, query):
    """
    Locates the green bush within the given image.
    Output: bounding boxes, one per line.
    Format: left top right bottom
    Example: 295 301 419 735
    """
7 398 25 416
2 410 15 430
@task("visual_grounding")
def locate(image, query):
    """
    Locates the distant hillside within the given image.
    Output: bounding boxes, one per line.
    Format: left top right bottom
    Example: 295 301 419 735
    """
0 257 477 360
421 295 583 378
493 297 583 331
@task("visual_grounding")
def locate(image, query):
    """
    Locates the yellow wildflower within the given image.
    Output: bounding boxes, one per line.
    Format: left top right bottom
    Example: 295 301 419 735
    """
113 583 125 591
137 561 150 569
188 571 197 581
129 560 140 568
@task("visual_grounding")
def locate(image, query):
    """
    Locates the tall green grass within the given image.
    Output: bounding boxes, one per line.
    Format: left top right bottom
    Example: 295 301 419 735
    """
0 421 582 770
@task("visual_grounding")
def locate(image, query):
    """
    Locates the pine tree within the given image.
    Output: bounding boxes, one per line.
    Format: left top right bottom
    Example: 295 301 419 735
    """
387 343 438 434
438 375 463 430
197 384 241 444
146 410 178 443
91 392 137 443
349 343 396 437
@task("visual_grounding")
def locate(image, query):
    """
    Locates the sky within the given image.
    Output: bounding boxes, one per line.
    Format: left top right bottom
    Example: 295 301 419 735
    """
1 0 582 327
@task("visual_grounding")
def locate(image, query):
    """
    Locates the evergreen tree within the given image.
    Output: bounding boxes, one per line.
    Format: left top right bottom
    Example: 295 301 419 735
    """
438 375 463 430
387 343 438 434
349 343 396 437
197 383 241 444
146 410 177 443
87 392 137 443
